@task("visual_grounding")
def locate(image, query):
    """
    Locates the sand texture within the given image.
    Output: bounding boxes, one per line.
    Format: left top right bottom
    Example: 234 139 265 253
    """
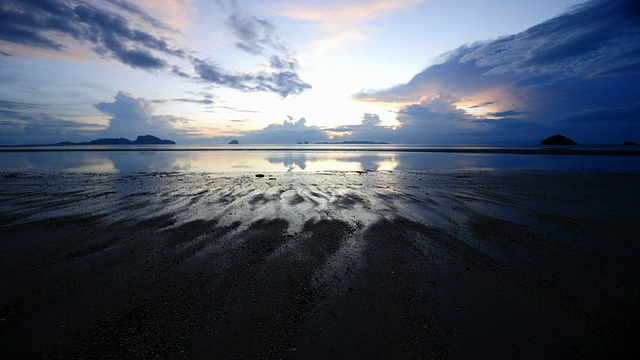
1 170 639 359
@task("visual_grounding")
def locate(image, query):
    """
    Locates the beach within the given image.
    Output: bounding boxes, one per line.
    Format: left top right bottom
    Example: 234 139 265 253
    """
1 170 639 359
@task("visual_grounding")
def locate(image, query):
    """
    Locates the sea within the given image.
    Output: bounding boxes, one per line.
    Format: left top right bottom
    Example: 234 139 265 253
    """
1 144 639 173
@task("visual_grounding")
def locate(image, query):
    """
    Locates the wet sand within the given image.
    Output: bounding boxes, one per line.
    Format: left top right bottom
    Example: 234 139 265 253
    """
1 170 639 359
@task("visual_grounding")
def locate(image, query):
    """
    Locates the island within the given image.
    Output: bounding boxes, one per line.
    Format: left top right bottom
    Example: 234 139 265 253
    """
228 140 240 144
54 135 175 146
541 134 577 145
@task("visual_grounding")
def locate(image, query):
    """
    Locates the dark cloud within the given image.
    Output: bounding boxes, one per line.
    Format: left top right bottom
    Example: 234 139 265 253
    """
0 100 43 124
0 100 41 110
192 58 311 98
226 14 286 55
115 48 167 69
206 0 310 97
0 109 100 145
592 62 640 77
520 1 638 67
150 95 214 105
107 0 175 32
460 0 640 78
0 0 311 97
0 0 181 70
357 0 640 144
269 55 298 71
469 101 495 109
217 0 288 56
489 110 528 118
171 65 191 78
173 98 214 105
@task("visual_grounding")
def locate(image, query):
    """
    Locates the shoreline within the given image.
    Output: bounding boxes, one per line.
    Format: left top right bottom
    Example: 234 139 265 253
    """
1 146 639 156
1 170 639 358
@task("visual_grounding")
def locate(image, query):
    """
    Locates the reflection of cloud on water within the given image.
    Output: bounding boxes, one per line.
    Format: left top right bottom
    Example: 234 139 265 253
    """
3 151 638 173
0 152 192 173
107 152 191 173
267 153 308 171
331 154 398 172
266 152 404 172
0 152 115 172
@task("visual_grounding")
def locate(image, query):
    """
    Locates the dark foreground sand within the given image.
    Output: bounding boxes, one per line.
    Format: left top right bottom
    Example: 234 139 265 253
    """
1 170 639 359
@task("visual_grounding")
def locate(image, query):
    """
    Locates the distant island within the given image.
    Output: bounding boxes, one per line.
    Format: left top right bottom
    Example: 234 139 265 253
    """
54 135 175 146
228 140 239 144
314 141 389 145
541 134 577 145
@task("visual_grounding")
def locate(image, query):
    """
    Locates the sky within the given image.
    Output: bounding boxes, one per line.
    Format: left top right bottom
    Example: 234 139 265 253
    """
0 0 638 145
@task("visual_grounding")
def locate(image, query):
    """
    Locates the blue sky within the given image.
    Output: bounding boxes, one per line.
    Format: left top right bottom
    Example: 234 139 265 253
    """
0 0 638 144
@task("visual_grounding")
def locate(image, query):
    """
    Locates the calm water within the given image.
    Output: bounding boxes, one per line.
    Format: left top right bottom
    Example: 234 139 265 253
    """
1 145 639 173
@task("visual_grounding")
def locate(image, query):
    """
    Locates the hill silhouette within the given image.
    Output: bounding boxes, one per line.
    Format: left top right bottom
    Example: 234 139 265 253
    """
54 135 176 145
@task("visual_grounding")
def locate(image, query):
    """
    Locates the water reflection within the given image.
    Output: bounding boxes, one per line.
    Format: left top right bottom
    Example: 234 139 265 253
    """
0 150 639 173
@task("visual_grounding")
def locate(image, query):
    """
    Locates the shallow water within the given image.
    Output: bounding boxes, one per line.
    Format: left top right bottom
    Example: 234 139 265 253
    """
1 145 639 173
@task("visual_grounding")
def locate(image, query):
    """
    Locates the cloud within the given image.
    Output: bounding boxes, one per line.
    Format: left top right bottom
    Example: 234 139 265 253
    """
326 113 388 133
0 0 311 97
0 0 182 69
0 99 102 144
108 0 175 31
238 117 329 144
270 0 423 54
272 0 424 26
209 106 262 114
225 13 287 56
459 1 640 77
173 98 214 105
95 91 197 139
206 0 311 97
356 0 640 144
489 110 528 118
152 95 215 105
226 113 394 145
170 65 190 78
0 92 232 144
192 58 311 98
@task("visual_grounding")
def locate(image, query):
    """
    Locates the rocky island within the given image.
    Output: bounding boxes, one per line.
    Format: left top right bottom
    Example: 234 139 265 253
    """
54 135 176 145
541 134 577 145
